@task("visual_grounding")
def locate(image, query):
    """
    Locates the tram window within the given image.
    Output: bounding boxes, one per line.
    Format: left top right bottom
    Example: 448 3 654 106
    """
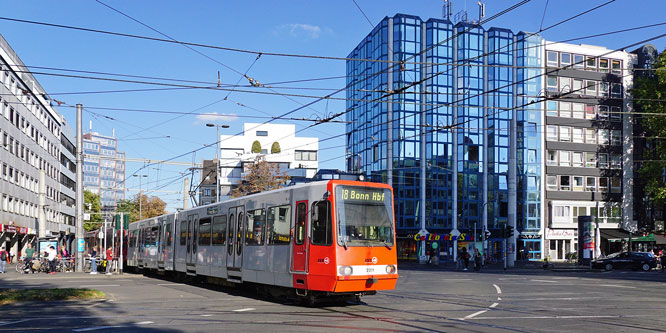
295 202 307 245
236 212 244 255
212 215 227 246
165 223 172 246
148 226 159 246
267 205 291 245
311 201 332 246
227 214 234 256
198 218 212 246
246 209 266 246
180 221 187 245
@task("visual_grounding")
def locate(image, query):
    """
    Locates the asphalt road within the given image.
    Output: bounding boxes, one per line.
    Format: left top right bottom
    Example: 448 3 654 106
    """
1 265 665 332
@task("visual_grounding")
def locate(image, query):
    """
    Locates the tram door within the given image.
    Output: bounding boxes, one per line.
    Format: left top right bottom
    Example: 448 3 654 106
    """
186 214 198 267
291 201 308 273
227 206 244 270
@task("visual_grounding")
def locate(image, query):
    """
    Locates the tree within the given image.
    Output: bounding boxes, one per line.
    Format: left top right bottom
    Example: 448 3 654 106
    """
251 140 262 153
230 155 291 197
83 190 103 232
116 194 167 222
633 49 666 204
271 141 281 154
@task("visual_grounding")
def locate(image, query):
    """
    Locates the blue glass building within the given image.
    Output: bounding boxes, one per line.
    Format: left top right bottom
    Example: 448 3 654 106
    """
346 14 543 260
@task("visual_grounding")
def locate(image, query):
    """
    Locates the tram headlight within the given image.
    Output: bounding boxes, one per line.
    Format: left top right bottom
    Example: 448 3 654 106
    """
385 265 397 274
338 266 353 276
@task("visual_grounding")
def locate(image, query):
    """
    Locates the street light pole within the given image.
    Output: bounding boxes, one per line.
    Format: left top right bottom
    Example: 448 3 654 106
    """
206 123 229 203
134 174 147 220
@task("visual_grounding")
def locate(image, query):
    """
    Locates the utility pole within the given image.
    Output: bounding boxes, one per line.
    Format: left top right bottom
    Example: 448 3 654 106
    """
206 123 229 203
183 177 189 209
119 212 124 275
75 104 84 272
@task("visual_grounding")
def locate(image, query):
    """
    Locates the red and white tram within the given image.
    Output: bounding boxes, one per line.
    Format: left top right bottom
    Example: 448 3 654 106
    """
126 180 398 301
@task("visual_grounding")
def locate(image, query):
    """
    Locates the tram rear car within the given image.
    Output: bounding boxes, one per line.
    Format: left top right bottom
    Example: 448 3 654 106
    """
126 180 398 300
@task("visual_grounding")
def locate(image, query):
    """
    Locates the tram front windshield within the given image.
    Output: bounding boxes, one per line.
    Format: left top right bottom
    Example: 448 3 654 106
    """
335 185 394 247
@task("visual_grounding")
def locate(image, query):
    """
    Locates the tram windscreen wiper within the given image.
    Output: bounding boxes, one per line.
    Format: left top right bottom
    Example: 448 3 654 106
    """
383 241 392 250
342 239 348 250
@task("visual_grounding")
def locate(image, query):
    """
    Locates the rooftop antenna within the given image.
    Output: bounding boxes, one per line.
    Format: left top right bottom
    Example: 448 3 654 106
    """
477 1 485 24
443 0 452 20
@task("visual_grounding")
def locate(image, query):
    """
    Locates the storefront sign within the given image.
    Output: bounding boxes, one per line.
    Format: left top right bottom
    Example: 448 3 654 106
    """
412 233 473 242
1 224 17 233
518 234 541 239
546 229 575 238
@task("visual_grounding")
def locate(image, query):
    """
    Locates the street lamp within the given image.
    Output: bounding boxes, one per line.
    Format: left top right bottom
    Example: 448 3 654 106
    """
206 123 229 203
133 174 148 219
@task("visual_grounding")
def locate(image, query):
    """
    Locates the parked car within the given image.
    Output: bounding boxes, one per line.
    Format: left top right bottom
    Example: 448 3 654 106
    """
592 252 658 271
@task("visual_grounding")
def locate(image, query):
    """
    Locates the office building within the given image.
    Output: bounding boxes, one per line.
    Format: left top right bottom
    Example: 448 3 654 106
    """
82 131 125 210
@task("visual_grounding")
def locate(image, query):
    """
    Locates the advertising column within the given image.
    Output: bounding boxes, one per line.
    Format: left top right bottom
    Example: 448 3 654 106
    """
578 216 595 265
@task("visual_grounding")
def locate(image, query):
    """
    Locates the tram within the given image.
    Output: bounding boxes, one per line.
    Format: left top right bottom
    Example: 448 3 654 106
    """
125 179 398 301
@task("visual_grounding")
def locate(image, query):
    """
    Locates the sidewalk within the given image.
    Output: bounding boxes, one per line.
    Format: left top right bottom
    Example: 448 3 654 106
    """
397 259 597 272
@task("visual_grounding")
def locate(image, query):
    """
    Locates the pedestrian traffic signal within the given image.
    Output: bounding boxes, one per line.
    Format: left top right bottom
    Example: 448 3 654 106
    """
505 226 514 238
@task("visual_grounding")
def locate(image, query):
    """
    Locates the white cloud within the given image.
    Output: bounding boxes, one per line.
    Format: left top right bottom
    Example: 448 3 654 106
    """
195 112 238 123
275 23 327 39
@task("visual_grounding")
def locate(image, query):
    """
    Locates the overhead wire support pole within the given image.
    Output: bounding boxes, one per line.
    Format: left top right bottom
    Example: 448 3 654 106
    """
75 104 84 272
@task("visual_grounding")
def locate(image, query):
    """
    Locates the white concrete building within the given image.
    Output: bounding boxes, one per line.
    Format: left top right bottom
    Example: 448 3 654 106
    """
216 123 318 200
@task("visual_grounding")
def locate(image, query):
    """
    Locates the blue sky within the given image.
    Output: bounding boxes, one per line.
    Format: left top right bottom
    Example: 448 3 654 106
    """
2 0 664 211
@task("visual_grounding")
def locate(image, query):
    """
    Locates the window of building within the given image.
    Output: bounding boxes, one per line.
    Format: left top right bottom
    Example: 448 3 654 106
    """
560 126 571 142
546 125 558 141
547 76 558 91
610 177 621 193
610 106 622 122
571 103 584 119
599 58 609 73
598 153 609 168
599 177 609 192
585 104 596 120
560 176 571 191
599 82 609 97
585 152 596 168
559 151 571 167
573 176 584 192
572 128 584 143
295 150 317 161
573 152 584 167
204 188 211 197
611 60 622 74
599 129 610 145
554 205 571 218
573 79 583 92
559 102 571 118
585 80 597 95
598 105 609 119
586 177 596 192
610 154 622 169
560 53 572 67
256 131 268 136
546 175 557 191
547 101 558 117
547 150 557 166
573 54 585 69
611 83 622 97
547 51 559 67
560 77 571 93
611 130 622 146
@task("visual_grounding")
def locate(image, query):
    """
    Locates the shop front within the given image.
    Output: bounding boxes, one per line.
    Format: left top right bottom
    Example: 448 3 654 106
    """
545 228 576 261
517 233 542 261
0 224 37 263
398 231 481 262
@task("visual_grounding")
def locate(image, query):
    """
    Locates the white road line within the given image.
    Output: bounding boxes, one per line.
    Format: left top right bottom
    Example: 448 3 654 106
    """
135 321 154 325
157 283 185 286
233 308 255 312
73 325 125 332
492 284 502 294
78 284 120 288
530 279 558 283
489 303 499 308
200 314 213 317
497 297 502 301
0 319 29 327
599 284 636 289
463 309 489 320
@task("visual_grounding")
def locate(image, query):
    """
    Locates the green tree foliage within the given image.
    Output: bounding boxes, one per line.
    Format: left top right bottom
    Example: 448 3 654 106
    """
251 140 262 153
633 49 666 204
271 141 281 154
229 156 291 197
83 190 103 232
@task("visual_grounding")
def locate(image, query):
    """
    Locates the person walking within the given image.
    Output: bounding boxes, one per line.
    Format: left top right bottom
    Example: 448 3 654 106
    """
105 246 113 275
473 248 482 272
461 247 470 271
0 246 8 274
46 246 57 274
24 243 35 273
90 247 98 274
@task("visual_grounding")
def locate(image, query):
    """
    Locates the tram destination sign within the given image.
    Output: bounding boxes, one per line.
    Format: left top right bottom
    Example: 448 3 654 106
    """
339 187 387 203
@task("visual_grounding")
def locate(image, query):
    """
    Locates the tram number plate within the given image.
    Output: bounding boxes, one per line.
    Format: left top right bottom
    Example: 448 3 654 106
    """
366 267 375 273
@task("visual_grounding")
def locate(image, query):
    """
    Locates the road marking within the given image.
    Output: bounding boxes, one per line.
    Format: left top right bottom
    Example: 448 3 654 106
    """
73 326 125 332
489 302 499 308
530 279 558 283
233 308 255 312
497 297 502 301
135 321 154 325
157 283 185 286
492 284 502 294
78 284 120 288
0 319 29 327
472 314 653 320
599 284 636 289
200 314 213 317
463 309 489 320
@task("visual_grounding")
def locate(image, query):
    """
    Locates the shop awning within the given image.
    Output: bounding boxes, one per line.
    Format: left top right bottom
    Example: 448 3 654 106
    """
600 229 631 242
656 234 666 245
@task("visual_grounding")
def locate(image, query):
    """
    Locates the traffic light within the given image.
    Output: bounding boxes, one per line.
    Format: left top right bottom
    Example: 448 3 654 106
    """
505 226 514 238
115 214 129 231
